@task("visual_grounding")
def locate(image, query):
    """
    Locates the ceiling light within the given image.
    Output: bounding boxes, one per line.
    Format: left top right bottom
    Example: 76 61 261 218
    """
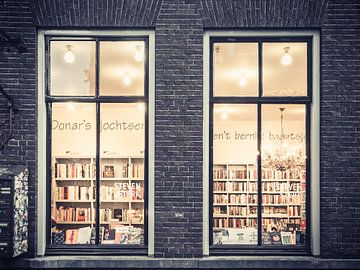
66 102 75 111
64 45 75 63
137 103 145 111
123 75 132 85
239 76 247 87
221 111 228 120
281 46 292 66
134 45 144 62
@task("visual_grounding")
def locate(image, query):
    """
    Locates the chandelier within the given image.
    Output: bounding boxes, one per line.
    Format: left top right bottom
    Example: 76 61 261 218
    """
262 107 305 172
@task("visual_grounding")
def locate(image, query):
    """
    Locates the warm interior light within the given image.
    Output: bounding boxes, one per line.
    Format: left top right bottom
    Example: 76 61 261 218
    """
123 75 132 85
134 45 144 62
64 45 75 63
137 103 145 111
281 47 292 66
239 77 247 87
221 111 228 120
66 102 75 111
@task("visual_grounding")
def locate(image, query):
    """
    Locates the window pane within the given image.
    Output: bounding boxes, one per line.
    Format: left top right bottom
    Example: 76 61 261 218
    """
213 104 258 245
50 41 96 96
100 41 145 96
213 43 258 96
261 104 306 246
263 42 307 96
100 103 145 245
51 103 96 245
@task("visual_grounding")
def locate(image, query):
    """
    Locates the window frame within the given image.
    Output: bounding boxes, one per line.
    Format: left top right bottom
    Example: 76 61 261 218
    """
44 35 149 255
209 36 312 255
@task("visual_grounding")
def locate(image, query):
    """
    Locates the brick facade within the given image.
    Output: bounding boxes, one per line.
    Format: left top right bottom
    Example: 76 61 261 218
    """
0 0 359 259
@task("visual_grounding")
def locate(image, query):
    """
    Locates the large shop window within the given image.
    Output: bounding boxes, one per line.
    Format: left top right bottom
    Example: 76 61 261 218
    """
210 38 311 254
46 37 148 254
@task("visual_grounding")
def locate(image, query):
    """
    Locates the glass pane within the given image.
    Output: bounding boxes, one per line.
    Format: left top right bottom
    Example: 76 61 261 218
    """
100 103 145 244
100 41 145 96
263 42 307 96
51 103 96 245
213 104 258 245
261 104 306 246
213 43 258 96
50 41 96 96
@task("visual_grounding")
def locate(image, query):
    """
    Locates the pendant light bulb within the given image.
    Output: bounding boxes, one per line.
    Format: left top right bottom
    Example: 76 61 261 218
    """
134 45 144 62
281 47 292 66
239 76 247 87
221 111 228 120
123 75 132 86
64 45 75 64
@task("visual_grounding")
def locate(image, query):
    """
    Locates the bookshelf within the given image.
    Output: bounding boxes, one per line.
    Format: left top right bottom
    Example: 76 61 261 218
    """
51 156 144 245
213 163 306 237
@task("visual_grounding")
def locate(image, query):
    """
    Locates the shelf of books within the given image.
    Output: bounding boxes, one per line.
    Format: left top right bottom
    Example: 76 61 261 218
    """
212 164 306 245
51 156 144 245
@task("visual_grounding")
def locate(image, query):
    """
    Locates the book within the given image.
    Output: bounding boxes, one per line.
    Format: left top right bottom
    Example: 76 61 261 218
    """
296 230 306 245
270 231 282 245
262 232 272 245
65 229 79 244
103 165 115 178
280 231 294 245
78 227 91 244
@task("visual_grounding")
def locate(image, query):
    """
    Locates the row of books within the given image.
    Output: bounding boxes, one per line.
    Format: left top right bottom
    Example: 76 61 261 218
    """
229 194 257 204
56 207 93 222
214 182 258 192
288 206 300 216
55 163 92 179
52 225 143 245
100 208 129 222
214 218 258 229
262 231 305 245
262 194 287 204
54 186 93 200
229 206 247 216
262 206 287 215
262 169 305 180
262 182 288 192
213 167 257 180
99 183 144 201
102 164 144 178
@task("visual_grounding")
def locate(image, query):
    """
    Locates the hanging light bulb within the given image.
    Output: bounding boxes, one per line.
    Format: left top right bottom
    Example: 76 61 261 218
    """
239 73 247 87
134 45 144 62
221 111 228 120
66 102 75 111
137 103 145 111
281 46 292 66
64 45 75 63
123 74 132 85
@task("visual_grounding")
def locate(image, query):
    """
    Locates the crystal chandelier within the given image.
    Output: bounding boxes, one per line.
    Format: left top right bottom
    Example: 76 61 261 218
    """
262 108 305 172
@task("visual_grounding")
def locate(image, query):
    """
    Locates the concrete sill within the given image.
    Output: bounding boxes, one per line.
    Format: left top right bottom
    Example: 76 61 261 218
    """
1 256 360 269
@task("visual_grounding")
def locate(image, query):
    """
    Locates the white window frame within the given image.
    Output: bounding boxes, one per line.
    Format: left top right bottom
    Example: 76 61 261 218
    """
37 30 155 256
203 30 320 256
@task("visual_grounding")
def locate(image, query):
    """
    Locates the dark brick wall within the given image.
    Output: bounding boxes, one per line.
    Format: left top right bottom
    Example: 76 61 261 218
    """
0 0 359 259
0 0 37 257
154 0 203 258
320 0 360 259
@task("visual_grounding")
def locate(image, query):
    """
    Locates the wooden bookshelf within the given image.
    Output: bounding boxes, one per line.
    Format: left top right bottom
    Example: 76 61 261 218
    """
51 155 145 245
213 163 306 231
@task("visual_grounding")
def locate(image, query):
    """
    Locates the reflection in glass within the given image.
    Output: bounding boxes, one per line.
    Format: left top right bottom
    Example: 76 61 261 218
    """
50 41 96 96
50 103 96 245
261 104 306 245
100 41 145 96
213 43 258 96
263 42 307 96
100 103 145 244
213 104 258 245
